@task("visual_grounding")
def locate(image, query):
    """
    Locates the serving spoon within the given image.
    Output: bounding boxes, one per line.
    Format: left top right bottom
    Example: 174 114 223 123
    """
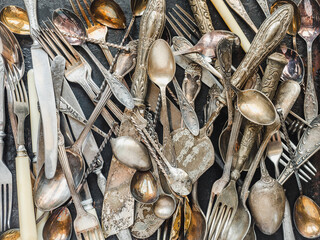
0 5 30 35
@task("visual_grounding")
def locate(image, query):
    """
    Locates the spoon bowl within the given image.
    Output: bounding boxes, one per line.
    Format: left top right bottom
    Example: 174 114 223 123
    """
34 156 84 211
294 195 320 238
90 0 126 29
43 207 72 240
148 39 176 86
130 170 159 204
0 229 20 240
235 89 277 126
279 43 304 84
153 195 176 219
131 0 148 17
0 6 30 35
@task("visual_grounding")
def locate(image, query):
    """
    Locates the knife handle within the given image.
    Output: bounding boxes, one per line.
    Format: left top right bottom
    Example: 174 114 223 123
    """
23 0 39 34
16 151 37 240
188 0 214 35
95 169 106 194
230 4 293 89
131 0 166 106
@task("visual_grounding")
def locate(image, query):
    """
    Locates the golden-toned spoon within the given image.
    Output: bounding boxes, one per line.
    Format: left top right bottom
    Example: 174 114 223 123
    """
0 229 20 240
42 207 72 240
0 5 30 35
270 0 301 52
90 0 126 29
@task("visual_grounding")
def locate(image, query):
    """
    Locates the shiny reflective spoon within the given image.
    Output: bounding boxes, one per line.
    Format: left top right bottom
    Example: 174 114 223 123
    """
298 0 320 123
0 5 30 35
90 0 126 29
43 207 72 240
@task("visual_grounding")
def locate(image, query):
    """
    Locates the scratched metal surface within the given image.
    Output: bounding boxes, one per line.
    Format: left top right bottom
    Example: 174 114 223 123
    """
0 0 318 239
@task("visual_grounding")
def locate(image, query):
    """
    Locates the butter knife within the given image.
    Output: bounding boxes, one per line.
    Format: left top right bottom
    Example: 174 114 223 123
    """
23 0 58 179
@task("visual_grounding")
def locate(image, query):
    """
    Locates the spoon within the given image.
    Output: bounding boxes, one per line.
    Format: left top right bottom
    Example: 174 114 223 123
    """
110 136 152 171
173 30 240 58
42 207 72 240
248 155 286 235
279 42 305 84
34 159 85 211
0 5 30 35
0 229 20 240
298 0 320 123
130 170 159 204
270 0 301 52
147 39 176 165
231 86 277 126
90 0 126 29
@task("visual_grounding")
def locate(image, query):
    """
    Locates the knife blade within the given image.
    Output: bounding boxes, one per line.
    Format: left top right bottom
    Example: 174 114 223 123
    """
23 0 58 180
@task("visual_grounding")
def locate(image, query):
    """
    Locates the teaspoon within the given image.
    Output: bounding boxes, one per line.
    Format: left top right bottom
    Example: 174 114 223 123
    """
298 0 320 123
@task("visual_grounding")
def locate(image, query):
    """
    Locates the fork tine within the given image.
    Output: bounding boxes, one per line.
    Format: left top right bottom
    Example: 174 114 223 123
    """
69 0 82 20
32 29 57 60
21 80 29 104
82 231 90 240
214 207 232 240
172 8 201 38
166 15 184 38
209 206 224 240
14 83 20 102
46 19 82 62
82 0 97 25
75 232 82 240
7 184 11 229
175 4 197 25
17 81 24 103
168 12 192 40
3 185 7 231
306 161 317 174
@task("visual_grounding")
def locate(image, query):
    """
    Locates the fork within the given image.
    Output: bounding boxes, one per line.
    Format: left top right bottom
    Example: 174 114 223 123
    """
33 25 122 128
58 130 104 240
8 76 37 239
266 131 282 177
68 0 113 65
0 57 12 232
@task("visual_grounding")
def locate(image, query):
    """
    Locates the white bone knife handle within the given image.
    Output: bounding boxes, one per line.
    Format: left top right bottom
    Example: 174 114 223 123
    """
16 151 37 240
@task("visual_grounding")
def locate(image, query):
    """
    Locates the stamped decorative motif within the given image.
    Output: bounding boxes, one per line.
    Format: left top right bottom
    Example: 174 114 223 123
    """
188 0 214 35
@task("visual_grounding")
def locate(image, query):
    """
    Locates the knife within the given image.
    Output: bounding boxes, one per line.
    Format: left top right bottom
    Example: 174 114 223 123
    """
23 0 58 180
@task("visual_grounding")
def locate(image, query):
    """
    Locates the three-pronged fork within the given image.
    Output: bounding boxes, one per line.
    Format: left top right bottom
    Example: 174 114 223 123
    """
68 0 114 65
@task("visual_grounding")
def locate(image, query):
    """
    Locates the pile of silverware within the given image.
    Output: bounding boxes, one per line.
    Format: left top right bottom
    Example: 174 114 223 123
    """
0 0 319 239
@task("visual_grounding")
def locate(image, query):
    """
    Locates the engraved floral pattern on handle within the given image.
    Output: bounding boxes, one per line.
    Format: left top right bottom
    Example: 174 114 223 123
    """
188 0 214 35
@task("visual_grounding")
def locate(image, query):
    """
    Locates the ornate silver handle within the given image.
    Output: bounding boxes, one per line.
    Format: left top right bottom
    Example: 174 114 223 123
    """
188 0 214 35
23 0 39 38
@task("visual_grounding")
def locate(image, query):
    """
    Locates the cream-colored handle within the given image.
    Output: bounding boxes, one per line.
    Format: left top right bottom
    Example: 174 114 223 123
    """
27 70 40 157
16 154 38 240
36 209 49 240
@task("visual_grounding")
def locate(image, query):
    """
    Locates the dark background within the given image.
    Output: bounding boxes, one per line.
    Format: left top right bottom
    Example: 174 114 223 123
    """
1 0 319 239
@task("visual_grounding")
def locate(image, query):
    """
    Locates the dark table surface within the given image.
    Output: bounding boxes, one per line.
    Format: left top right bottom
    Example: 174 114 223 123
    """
1 0 319 239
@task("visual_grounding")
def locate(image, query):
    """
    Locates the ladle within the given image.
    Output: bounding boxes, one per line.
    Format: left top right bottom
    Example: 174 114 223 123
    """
42 207 72 240
172 30 240 58
298 0 320 123
90 0 126 29
270 0 301 52
279 42 305 84
0 5 30 35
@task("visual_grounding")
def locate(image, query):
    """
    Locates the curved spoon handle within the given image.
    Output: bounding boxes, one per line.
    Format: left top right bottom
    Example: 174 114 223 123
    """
188 0 214 35
131 0 166 106
304 41 318 123
231 4 294 90
173 77 199 136
225 0 258 32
